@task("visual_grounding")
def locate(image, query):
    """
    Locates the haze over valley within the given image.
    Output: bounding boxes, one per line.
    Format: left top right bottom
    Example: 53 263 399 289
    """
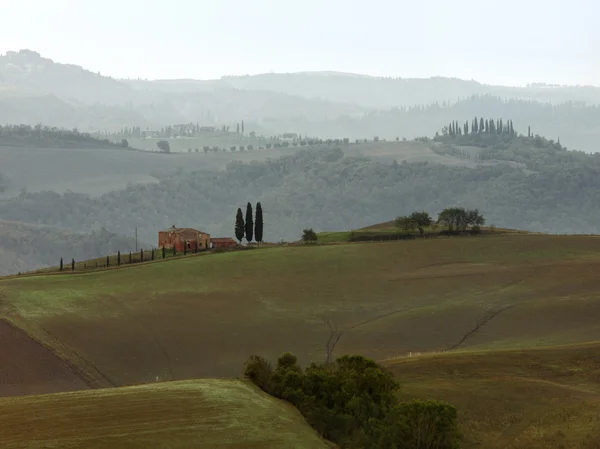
2 3 600 447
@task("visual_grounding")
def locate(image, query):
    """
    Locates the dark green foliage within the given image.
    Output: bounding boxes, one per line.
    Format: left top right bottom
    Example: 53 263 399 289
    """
245 202 254 242
0 124 129 149
60 257 63 271
235 208 245 243
255 202 264 243
129 251 132 264
183 243 187 255
244 353 460 449
395 211 433 236
173 245 176 256
106 255 109 267
140 248 144 261
162 246 166 259
302 228 318 242
156 140 170 153
437 207 484 233
71 258 75 271
151 248 154 260
117 251 121 266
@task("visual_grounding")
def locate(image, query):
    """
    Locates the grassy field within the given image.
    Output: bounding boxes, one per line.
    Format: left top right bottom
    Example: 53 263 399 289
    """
0 140 480 198
2 234 600 447
0 379 331 449
386 343 600 449
3 235 600 386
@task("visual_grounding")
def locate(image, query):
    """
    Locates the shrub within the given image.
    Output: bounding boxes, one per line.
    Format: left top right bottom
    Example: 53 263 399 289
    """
243 355 274 393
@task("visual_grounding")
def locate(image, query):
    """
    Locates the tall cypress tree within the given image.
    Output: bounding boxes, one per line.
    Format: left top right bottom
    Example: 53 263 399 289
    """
473 117 478 134
235 208 245 243
245 202 254 242
255 202 264 244
485 120 489 133
60 257 63 272
479 117 484 133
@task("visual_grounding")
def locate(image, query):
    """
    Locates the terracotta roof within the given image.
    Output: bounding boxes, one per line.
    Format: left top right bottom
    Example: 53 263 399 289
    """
161 227 207 239
210 237 236 243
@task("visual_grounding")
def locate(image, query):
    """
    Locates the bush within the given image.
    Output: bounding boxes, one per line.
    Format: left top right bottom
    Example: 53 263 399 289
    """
243 352 461 449
378 400 461 449
243 355 274 393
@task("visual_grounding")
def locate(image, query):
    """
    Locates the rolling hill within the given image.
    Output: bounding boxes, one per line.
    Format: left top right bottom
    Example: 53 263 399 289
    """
2 232 600 447
0 379 331 449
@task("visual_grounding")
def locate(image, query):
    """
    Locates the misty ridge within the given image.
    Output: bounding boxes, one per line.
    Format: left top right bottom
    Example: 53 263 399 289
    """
1 48 600 275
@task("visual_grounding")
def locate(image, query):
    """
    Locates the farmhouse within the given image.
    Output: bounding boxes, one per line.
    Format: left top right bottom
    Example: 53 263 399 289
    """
210 237 237 249
158 226 211 252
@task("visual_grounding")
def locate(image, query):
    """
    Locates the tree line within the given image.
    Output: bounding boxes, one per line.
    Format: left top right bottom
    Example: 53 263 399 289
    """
235 202 263 243
443 117 516 138
244 352 460 448
0 124 129 148
396 208 485 235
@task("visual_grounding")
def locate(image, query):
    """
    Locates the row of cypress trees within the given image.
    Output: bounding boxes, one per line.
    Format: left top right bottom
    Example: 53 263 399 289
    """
235 202 263 243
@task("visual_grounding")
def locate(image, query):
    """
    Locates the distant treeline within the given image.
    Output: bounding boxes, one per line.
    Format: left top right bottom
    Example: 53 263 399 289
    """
0 124 129 149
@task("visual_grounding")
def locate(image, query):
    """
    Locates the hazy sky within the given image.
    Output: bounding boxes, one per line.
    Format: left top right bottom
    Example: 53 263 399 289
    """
1 0 598 86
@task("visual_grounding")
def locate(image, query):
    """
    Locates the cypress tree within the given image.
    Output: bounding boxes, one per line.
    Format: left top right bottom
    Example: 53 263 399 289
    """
485 120 489 133
255 202 264 244
173 245 176 256
151 248 155 260
129 251 132 264
162 246 166 259
464 121 468 135
499 119 504 134
510 120 514 135
141 248 144 262
184 243 187 255
71 258 75 271
473 117 478 134
528 125 531 137
60 257 63 272
245 202 254 242
479 117 484 133
117 251 121 266
235 208 245 243
106 255 110 267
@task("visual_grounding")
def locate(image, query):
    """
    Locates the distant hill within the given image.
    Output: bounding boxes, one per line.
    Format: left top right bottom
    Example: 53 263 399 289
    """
3 49 600 150
0 220 139 275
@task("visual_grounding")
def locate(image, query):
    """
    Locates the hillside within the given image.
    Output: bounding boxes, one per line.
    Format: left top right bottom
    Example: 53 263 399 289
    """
2 133 600 257
4 50 600 151
3 235 600 386
0 379 330 449
386 343 600 448
0 220 139 276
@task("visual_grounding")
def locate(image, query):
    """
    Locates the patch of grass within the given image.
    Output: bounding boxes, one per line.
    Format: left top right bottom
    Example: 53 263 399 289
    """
2 235 600 390
385 343 600 449
0 379 331 449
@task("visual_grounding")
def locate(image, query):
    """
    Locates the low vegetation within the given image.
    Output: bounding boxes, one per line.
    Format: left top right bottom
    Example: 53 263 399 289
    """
0 124 130 149
245 352 460 449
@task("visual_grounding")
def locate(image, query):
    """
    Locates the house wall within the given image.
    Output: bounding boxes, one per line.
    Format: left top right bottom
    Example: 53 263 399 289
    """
158 230 211 252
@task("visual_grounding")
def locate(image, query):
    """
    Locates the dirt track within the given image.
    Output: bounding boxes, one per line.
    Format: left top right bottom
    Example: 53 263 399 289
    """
0 319 89 397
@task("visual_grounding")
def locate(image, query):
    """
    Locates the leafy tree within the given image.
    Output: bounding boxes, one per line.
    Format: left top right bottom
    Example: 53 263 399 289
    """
302 228 318 242
255 202 264 243
245 202 254 242
235 208 245 243
156 140 170 153
394 215 415 232
121 139 129 148
409 211 433 236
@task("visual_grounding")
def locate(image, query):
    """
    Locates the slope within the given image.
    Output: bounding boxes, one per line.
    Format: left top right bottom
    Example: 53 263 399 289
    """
385 343 600 449
3 235 600 390
0 379 331 449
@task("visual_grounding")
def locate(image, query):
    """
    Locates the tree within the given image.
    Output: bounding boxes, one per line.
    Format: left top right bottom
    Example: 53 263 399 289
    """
117 251 121 266
60 257 63 272
156 140 170 153
121 138 129 148
255 202 264 244
394 215 416 233
71 258 75 271
409 211 433 236
479 117 484 133
236 123 240 134
235 208 245 243
245 202 254 242
241 120 245 134
302 228 318 242
106 255 110 267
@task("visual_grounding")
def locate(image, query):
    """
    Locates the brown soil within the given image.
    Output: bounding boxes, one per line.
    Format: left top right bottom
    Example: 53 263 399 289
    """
0 319 88 397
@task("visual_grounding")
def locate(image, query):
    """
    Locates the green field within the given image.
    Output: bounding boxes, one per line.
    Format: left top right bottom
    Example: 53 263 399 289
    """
0 379 331 449
3 233 600 447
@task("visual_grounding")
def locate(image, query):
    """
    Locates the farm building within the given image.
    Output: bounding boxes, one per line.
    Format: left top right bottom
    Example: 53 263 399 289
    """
210 237 237 249
158 226 211 252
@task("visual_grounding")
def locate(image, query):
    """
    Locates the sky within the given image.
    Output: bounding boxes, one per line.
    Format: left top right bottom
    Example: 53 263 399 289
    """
0 0 598 86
